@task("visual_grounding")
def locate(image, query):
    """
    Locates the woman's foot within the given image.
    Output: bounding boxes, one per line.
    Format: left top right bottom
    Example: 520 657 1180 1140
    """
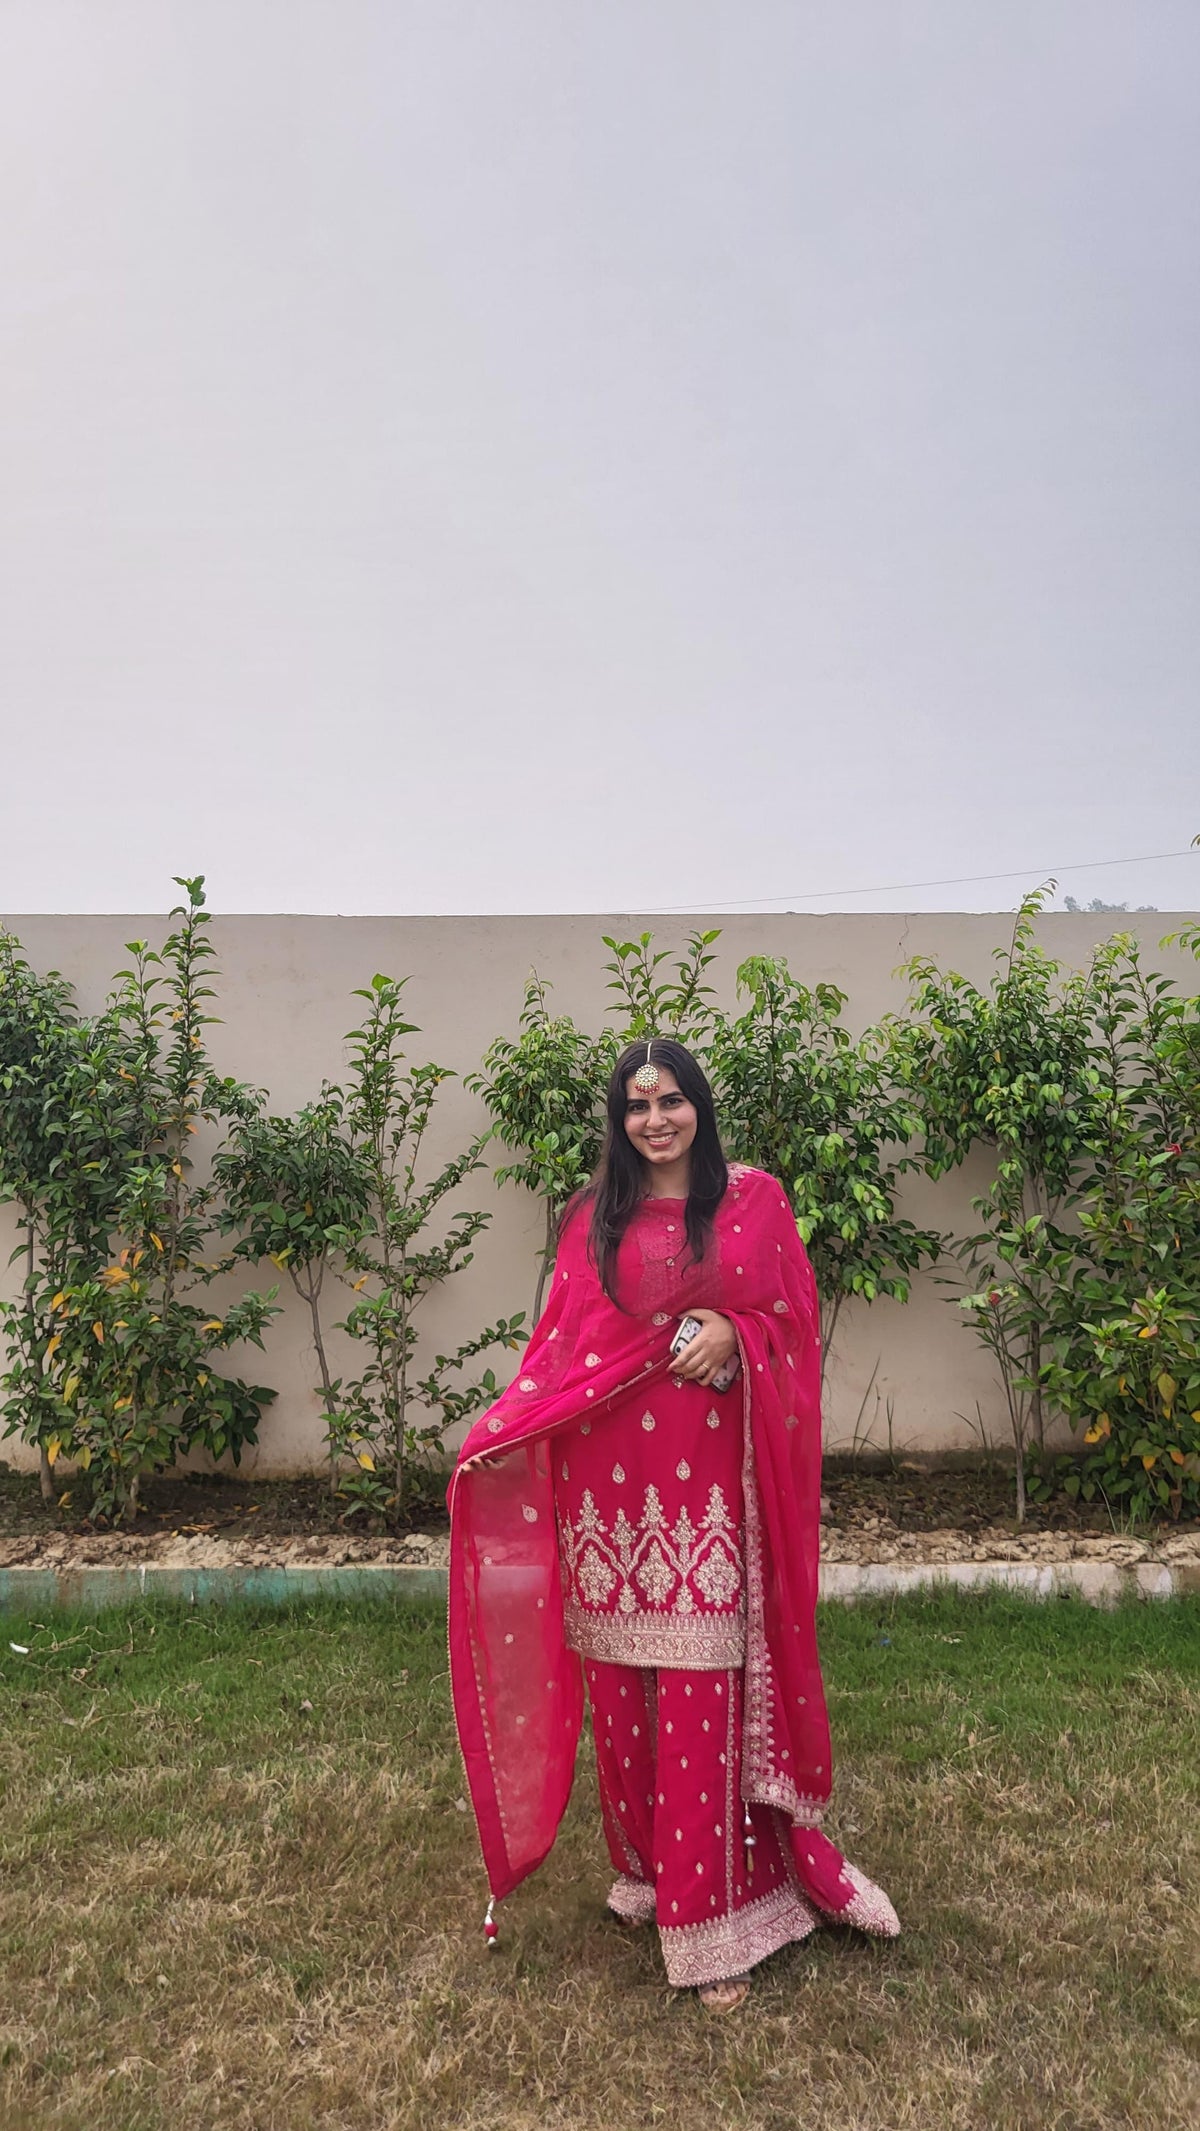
698 1974 751 2013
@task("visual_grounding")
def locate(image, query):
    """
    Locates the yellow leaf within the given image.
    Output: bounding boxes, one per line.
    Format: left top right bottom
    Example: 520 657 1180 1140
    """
356 1450 376 1472
1170 1449 1185 1466
150 1233 164 1252
1117 1376 1127 1393
1142 1453 1157 1470
92 1321 104 1343
58 1491 72 1508
45 1333 61 1361
131 1249 144 1269
63 1374 79 1402
102 1265 129 1286
1084 1414 1111 1444
113 1396 132 1412
78 1446 91 1471
171 1162 183 1178
46 1435 61 1466
1157 1373 1178 1405
351 1276 369 1292
1138 1326 1158 1339
197 1371 208 1388
50 1291 65 1312
201 1319 223 1334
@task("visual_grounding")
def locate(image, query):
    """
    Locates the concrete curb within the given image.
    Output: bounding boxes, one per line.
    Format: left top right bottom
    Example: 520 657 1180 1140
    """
0 1563 449 1612
818 1559 1199 1603
0 1557 1196 1612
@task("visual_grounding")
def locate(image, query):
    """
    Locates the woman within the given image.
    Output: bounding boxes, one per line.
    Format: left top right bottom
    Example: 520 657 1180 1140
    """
449 1038 898 2012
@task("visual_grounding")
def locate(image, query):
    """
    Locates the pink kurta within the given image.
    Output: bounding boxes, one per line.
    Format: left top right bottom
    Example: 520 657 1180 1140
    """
553 1336 746 1671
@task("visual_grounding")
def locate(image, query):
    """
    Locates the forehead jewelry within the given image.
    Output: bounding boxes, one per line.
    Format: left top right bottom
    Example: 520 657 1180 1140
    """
632 1039 661 1093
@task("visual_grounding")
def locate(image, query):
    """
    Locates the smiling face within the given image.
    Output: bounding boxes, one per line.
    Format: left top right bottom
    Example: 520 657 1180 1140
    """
622 1064 698 1182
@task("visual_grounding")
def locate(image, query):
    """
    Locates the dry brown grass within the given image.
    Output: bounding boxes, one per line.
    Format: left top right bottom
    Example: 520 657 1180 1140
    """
0 1592 1197 2131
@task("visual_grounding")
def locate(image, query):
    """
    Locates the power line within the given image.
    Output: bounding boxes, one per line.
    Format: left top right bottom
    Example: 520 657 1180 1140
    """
648 844 1200 915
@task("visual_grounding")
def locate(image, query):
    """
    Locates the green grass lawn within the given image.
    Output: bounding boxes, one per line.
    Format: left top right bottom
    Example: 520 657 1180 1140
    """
1 1591 1197 2131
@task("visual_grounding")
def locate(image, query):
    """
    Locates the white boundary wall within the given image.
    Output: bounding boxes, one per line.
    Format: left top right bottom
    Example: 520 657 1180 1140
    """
1 910 1193 1473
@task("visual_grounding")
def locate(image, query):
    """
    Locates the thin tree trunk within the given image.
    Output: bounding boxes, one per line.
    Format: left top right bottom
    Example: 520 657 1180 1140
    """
819 1292 843 1393
532 1200 555 1325
23 1224 54 1504
1029 1324 1045 1450
296 1263 340 1493
394 1263 410 1529
998 1337 1027 1525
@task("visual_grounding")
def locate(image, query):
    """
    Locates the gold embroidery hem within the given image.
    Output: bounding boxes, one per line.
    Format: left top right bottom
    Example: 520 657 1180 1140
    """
565 1601 746 1670
829 1861 901 1938
658 1882 821 1988
607 1873 657 1924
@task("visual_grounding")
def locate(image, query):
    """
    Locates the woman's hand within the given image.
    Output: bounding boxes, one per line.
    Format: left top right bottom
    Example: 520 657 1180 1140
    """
669 1308 738 1388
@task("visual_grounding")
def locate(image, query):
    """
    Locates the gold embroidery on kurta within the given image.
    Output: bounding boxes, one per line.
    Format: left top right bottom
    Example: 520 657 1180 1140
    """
561 1481 744 1627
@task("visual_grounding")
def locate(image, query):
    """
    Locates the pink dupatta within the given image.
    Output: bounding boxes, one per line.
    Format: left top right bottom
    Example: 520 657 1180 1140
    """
448 1167 833 1905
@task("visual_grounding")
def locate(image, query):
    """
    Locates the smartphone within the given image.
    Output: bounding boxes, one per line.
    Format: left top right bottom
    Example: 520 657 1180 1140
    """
669 1315 741 1393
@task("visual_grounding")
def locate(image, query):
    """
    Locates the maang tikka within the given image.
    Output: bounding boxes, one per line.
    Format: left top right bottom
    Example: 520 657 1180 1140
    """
632 1039 661 1093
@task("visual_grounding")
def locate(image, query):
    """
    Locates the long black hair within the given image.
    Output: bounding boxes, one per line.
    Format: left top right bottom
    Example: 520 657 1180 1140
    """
578 1037 728 1304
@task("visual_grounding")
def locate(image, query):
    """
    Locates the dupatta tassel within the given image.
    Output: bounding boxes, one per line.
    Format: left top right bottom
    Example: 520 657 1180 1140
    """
483 1896 499 1949
742 1802 757 1875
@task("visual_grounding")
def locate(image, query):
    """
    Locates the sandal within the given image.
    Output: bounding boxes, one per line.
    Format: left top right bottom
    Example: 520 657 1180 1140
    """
698 1973 751 2013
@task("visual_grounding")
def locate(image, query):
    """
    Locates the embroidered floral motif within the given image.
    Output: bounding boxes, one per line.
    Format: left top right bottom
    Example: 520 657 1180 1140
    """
560 1482 744 1635
577 1546 619 1605
635 1542 677 1606
693 1546 743 1608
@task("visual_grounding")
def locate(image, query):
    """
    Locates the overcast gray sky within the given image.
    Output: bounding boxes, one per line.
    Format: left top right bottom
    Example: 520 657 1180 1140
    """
1 1 1197 916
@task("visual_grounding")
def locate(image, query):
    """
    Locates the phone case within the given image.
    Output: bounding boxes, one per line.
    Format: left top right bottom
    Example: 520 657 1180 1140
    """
669 1315 741 1393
